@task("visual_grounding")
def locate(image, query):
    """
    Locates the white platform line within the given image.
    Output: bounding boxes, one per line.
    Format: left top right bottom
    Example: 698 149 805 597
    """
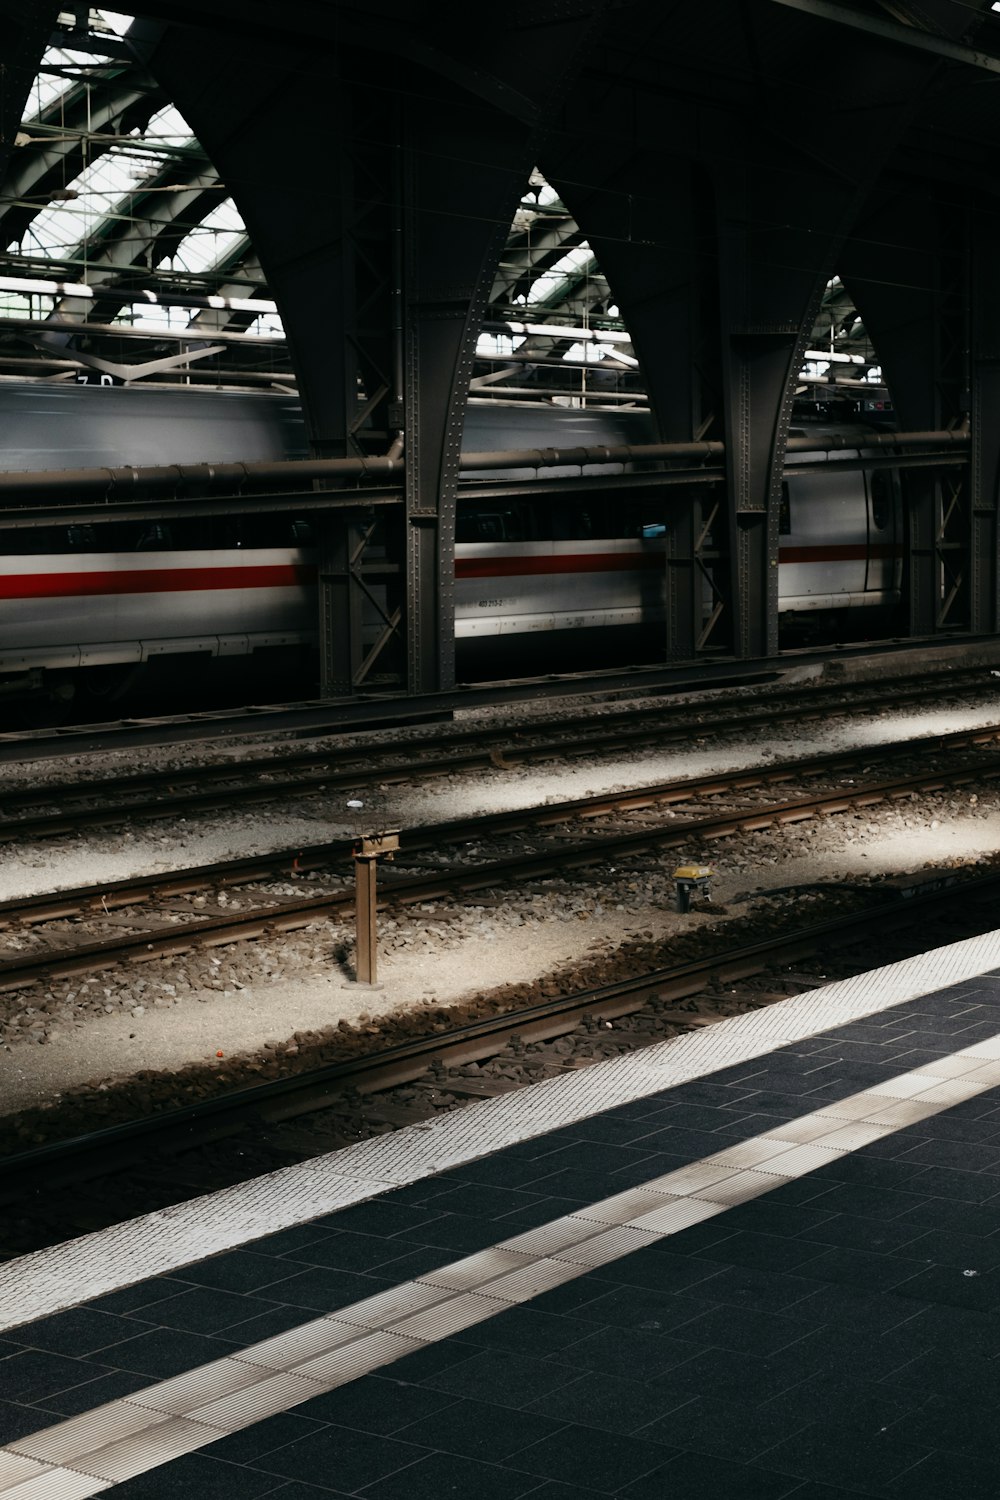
2 1028 1000 1497
1 928 998 1335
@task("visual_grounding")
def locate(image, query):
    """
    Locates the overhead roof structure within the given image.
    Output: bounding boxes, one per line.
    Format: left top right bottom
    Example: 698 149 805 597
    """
0 6 883 406
1 0 998 697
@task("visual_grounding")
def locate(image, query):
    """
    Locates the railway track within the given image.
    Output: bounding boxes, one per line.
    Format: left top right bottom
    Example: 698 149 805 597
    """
1 667 996 840
6 639 990 761
1 862 998 1256
2 729 1000 993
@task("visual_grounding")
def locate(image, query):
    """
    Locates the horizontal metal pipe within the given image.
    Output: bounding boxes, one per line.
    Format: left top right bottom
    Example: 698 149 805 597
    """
0 428 968 498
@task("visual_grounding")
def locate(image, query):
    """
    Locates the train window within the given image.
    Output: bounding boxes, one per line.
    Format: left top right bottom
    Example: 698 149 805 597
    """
456 507 526 542
549 504 593 541
66 525 97 550
869 470 891 531
290 519 315 545
134 523 173 550
2 525 62 554
779 483 791 536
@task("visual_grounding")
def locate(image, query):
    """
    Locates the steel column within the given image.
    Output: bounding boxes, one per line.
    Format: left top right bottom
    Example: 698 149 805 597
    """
969 207 1000 634
841 185 969 635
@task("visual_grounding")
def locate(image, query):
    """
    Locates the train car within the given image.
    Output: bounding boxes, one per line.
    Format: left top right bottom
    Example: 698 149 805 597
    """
0 383 901 709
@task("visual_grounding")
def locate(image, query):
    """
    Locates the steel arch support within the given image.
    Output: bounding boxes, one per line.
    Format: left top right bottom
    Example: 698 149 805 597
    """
840 185 969 636
539 151 710 661
970 206 1000 635
0 0 58 196
397 112 523 695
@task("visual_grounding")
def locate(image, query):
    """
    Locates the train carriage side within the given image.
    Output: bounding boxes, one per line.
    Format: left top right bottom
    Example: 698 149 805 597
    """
0 386 904 704
778 428 902 630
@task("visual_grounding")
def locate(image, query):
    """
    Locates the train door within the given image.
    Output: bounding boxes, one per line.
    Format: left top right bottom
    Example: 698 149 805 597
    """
779 447 868 609
863 467 901 600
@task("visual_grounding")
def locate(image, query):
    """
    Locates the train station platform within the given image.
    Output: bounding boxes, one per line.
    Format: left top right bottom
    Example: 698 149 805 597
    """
2 932 1000 1498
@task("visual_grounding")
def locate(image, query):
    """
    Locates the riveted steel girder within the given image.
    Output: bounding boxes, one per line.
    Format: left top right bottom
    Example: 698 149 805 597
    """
840 183 970 635
139 4 609 697
538 0 993 662
0 0 60 192
970 207 1000 634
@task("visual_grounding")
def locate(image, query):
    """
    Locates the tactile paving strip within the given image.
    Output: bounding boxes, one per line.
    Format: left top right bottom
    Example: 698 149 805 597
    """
3 930 1000 1332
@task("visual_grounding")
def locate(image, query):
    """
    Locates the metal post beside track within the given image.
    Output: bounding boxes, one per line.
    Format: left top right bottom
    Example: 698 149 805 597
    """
351 831 399 988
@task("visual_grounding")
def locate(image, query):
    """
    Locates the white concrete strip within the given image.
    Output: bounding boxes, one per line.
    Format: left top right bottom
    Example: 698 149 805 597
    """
3 1026 1000 1498
1 928 998 1333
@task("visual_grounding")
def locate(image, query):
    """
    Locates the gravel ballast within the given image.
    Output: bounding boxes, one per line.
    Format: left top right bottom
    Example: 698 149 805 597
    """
3 674 1000 1118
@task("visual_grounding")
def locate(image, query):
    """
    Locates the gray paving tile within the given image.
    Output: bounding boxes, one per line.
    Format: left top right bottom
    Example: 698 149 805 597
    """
133 1285 283 1333
37 1368 150 1415
200 1410 326 1463
621 1449 802 1498
362 1451 542 1498
760 1419 932 1490
548 1324 701 1381
0 1307 153 1356
422 1348 582 1407
80 1326 234 1378
450 1305 598 1355
84 1277 193 1315
0 1399 55 1446
170 1249 305 1292
665 1304 816 1357
651 1346 806 1406
506 1420 670 1491
93 1453 294 1498
892 1263 1000 1311
794 1246 928 1293
914 1305 1000 1365
0 1349 113 1402
394 1395 562 1458
525 1369 680 1434
293 1373 455 1435
247 1265 397 1311
255 1422 428 1490
882 1448 1000 1499
640 1392 806 1464
214 1302 325 1349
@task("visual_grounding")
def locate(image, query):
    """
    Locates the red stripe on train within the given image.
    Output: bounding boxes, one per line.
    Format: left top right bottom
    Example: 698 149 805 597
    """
0 564 313 600
455 553 660 579
0 543 902 599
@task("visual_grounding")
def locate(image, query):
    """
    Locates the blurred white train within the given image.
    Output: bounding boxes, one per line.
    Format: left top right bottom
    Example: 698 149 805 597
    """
0 382 901 707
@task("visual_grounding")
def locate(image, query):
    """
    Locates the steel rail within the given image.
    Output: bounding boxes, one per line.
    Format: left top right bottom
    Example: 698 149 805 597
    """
2 751 999 992
3 638 998 763
1 865 998 1203
1 675 996 841
3 723 1000 928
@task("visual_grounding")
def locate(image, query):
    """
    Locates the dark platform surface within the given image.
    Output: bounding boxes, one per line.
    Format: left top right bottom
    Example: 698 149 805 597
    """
3 975 1000 1497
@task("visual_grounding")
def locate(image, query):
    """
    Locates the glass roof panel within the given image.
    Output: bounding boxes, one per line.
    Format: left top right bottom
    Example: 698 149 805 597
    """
15 147 144 256
94 10 135 34
24 47 96 121
170 197 247 275
525 243 597 305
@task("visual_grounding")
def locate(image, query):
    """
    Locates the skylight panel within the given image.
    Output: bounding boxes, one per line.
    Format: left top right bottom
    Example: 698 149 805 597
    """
525 243 596 305
561 340 618 364
244 309 285 337
24 47 96 120
170 197 247 275
141 103 196 155
19 146 140 255
476 331 526 358
94 10 134 34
